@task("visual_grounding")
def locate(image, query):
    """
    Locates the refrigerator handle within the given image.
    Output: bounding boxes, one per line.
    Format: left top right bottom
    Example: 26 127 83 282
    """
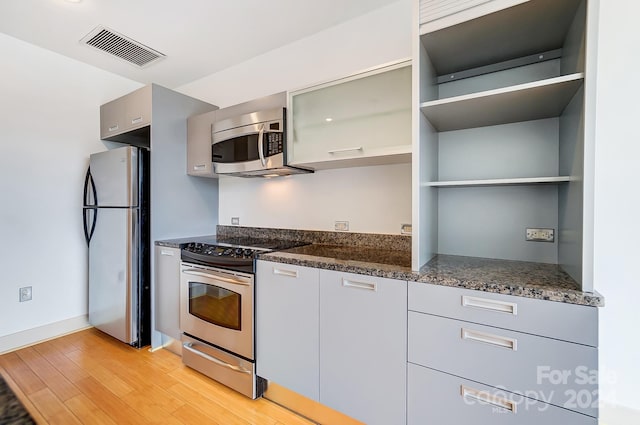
83 167 98 245
83 209 89 245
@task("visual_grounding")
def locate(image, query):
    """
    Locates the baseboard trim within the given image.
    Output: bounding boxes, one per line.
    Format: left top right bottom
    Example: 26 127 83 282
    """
0 315 91 354
263 381 365 425
600 402 640 425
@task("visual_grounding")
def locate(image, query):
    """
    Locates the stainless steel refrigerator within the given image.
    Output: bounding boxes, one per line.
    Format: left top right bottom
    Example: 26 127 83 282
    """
82 146 150 347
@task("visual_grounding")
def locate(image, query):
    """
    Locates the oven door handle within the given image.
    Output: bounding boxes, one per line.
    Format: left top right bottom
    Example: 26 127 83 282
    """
182 269 251 286
182 342 252 375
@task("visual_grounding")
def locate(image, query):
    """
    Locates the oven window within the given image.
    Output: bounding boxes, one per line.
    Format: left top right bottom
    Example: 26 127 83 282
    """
188 282 241 331
212 135 260 163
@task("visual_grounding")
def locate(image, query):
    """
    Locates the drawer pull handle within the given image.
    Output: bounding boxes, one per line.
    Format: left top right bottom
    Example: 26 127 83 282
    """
108 124 119 132
461 328 518 351
342 279 376 291
160 249 174 256
131 116 143 124
462 296 518 315
328 146 363 154
461 385 517 413
193 164 207 171
273 268 298 278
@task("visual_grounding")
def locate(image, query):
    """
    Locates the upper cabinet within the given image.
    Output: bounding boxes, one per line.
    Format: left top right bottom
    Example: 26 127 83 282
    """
288 60 412 170
413 0 598 292
187 110 217 177
100 85 152 142
419 0 529 33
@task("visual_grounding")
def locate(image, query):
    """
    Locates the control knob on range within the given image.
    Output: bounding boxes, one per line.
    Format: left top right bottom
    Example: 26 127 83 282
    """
243 249 254 257
234 248 244 257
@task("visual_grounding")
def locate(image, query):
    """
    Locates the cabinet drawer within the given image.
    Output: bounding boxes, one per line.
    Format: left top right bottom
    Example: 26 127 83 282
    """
408 312 597 417
408 282 597 346
408 363 596 425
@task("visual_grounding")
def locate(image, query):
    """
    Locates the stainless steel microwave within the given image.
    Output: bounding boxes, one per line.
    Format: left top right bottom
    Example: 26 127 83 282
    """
211 107 312 177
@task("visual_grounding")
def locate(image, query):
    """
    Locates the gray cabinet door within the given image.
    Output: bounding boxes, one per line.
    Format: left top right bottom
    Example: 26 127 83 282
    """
408 363 597 425
154 246 181 339
256 260 320 401
319 270 407 425
187 110 217 177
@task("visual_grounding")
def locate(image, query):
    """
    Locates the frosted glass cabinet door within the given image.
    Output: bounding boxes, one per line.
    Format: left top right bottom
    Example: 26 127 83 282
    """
288 61 412 169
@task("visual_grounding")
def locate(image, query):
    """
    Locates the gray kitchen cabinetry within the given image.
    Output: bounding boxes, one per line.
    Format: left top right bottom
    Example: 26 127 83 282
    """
187 110 217 177
256 261 407 424
288 60 412 170
255 260 320 401
412 0 599 294
419 0 528 33
154 245 182 354
319 270 407 425
407 282 599 423
100 85 152 141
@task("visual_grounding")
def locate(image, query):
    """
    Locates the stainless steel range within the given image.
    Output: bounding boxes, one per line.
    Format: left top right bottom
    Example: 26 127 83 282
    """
179 239 302 399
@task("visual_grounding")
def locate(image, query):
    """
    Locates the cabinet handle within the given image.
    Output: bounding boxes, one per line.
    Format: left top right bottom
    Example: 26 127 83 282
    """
461 385 517 413
131 116 143 124
342 278 376 291
461 328 517 351
193 164 207 171
160 249 174 256
273 268 298 278
328 146 363 154
461 296 517 315
108 124 119 132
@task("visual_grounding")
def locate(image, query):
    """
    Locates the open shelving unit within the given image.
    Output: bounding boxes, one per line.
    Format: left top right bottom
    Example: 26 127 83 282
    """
411 0 598 292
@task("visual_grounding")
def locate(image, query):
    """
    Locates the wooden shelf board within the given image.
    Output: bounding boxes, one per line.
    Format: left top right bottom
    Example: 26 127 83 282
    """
424 176 573 187
420 73 584 132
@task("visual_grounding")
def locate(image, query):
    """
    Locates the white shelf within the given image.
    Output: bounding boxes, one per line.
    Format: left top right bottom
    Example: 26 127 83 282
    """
420 73 584 131
424 176 573 188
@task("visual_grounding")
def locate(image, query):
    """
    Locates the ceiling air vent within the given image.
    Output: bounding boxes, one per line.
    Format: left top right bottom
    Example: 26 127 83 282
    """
81 26 165 68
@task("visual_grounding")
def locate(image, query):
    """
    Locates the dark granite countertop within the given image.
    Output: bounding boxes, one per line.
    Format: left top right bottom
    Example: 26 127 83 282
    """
261 248 604 307
155 235 218 248
260 244 417 281
419 255 604 307
157 227 603 307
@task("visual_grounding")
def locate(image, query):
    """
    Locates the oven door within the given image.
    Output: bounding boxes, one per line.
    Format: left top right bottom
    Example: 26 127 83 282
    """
180 262 254 360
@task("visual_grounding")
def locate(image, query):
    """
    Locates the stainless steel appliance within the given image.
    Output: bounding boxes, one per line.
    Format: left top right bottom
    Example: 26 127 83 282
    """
82 146 150 347
211 107 312 177
179 239 304 399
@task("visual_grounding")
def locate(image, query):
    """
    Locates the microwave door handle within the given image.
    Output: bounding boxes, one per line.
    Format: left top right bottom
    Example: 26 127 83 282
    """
258 124 266 167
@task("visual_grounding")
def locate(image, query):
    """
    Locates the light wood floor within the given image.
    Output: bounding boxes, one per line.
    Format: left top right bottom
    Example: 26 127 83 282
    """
0 328 314 425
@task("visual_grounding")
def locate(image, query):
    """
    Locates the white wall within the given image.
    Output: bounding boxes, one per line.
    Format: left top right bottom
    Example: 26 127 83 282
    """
593 0 640 423
0 33 142 349
177 0 413 234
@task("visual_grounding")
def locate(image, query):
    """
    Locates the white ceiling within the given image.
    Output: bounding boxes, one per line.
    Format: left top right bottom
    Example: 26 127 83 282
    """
0 0 397 88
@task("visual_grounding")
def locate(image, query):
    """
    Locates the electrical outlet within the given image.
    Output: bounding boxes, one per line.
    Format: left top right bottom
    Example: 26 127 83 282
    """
526 228 555 242
335 221 349 232
19 286 32 302
231 217 240 225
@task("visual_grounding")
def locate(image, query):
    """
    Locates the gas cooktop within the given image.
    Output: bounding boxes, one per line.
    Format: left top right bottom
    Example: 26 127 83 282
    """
181 237 307 273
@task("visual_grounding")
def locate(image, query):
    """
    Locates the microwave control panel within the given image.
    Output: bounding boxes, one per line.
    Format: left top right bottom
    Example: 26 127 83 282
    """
265 132 284 156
